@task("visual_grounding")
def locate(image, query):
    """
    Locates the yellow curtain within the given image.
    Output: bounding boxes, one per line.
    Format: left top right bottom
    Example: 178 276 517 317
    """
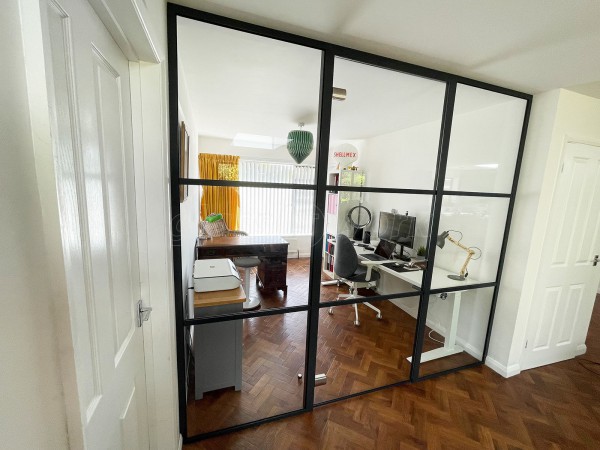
199 153 240 230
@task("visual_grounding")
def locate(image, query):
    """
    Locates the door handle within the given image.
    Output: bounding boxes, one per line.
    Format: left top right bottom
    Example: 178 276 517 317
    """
137 300 153 327
594 255 599 267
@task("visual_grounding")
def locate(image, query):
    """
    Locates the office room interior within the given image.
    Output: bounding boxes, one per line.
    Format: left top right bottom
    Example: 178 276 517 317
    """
4 0 600 448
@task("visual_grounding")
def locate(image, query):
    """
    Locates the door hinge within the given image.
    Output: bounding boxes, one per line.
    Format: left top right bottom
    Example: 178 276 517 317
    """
593 255 599 267
525 340 528 349
137 300 152 327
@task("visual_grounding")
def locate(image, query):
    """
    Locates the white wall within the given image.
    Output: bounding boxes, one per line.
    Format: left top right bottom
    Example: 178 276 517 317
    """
179 69 201 314
356 121 438 257
358 99 528 359
0 0 68 447
488 89 600 376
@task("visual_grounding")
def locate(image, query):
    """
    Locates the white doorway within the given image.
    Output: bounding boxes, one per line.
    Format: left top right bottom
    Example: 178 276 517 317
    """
522 141 600 370
40 0 150 447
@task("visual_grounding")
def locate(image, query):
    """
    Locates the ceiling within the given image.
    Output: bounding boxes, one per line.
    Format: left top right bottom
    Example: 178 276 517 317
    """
175 0 600 142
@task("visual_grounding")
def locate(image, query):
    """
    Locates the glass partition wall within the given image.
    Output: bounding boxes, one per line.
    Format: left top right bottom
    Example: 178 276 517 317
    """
168 4 531 442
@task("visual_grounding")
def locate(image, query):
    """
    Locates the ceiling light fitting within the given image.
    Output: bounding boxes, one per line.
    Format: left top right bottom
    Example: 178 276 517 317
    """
287 123 314 164
332 87 346 101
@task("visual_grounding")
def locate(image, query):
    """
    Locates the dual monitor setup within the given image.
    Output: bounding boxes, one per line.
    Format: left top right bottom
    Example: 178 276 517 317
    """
353 210 416 262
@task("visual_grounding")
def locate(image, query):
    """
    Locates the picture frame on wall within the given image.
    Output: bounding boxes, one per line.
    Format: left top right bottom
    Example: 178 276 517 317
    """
180 121 189 202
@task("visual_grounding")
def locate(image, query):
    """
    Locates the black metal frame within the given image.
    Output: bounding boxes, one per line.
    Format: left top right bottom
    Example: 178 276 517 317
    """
167 3 532 443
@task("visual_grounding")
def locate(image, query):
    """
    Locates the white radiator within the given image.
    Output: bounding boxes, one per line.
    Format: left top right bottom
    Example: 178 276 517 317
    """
286 238 299 259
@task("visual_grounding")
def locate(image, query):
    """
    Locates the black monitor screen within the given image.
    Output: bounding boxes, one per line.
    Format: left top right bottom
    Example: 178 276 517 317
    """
378 212 416 249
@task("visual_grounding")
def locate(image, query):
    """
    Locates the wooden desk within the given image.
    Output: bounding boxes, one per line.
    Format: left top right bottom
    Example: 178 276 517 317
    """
194 285 246 308
193 286 246 399
195 236 289 292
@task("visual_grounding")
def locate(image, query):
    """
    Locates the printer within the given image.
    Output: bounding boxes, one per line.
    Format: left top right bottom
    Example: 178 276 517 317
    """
193 258 241 293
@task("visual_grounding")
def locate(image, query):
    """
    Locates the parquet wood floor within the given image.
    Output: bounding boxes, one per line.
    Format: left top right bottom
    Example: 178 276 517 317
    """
185 259 600 448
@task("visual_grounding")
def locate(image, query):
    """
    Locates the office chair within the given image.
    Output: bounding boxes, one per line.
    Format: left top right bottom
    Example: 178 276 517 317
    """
330 234 382 326
198 213 247 238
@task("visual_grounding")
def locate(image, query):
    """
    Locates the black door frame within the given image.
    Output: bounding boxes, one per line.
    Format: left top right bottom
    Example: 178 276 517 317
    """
167 3 532 442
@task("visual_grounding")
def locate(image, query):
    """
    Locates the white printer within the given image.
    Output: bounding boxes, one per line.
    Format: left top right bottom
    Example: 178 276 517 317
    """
193 258 241 292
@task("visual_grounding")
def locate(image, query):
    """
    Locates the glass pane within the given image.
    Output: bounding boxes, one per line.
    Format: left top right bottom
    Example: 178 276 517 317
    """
431 195 509 290
418 287 494 377
182 185 316 317
315 296 419 403
321 192 432 302
329 57 446 190
186 312 307 435
446 84 527 194
177 17 322 183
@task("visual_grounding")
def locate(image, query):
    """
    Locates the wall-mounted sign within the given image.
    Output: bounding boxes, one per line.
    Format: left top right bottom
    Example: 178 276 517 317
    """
332 143 359 169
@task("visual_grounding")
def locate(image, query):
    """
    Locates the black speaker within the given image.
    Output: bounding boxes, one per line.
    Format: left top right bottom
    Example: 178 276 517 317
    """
352 227 363 241
363 231 371 244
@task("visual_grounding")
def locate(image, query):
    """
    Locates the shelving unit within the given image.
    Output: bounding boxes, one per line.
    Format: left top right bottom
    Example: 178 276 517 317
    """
323 168 365 280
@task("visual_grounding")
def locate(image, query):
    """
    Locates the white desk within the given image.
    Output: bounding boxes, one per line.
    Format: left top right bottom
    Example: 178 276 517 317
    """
355 245 479 363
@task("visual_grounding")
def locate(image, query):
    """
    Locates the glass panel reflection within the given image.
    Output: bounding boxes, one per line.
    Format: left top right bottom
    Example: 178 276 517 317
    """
321 192 432 302
315 296 419 403
446 84 527 194
329 57 446 190
177 17 322 183
418 287 494 377
186 312 307 435
183 185 315 315
431 195 509 290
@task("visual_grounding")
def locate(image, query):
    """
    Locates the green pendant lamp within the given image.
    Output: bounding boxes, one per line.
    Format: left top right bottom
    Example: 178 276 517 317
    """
287 123 314 164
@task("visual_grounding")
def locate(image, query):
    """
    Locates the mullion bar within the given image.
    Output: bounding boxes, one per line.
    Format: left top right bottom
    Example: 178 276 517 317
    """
304 50 335 411
183 305 309 326
326 185 435 195
314 378 412 408
416 360 484 383
183 409 307 445
319 290 422 309
441 190 512 198
410 82 457 381
181 178 317 190
429 281 496 295
327 184 512 198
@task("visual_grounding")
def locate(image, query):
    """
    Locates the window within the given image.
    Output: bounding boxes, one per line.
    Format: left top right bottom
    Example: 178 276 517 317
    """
239 160 315 235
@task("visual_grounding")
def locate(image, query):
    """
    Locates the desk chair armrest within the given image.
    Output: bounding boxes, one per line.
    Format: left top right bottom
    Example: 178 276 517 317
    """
359 260 386 281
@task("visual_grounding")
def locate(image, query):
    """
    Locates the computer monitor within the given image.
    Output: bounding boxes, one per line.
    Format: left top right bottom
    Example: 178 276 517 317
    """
378 212 416 257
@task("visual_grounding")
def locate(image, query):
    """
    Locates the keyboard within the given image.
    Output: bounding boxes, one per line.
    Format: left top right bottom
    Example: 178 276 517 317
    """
382 262 422 272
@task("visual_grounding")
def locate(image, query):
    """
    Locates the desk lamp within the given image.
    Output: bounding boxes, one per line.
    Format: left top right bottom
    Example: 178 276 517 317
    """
436 230 480 281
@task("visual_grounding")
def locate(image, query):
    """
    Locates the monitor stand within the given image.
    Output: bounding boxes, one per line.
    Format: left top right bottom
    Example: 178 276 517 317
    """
397 244 411 262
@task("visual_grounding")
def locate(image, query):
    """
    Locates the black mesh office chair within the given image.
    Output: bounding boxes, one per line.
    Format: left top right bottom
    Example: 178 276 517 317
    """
330 234 382 326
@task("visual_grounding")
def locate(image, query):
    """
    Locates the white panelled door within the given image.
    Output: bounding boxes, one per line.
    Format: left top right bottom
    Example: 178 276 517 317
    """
41 0 149 447
522 142 600 370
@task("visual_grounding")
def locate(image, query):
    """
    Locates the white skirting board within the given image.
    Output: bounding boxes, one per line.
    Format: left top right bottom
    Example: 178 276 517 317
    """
485 356 521 378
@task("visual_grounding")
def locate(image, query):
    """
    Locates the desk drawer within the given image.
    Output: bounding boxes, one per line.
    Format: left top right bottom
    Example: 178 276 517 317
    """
196 248 227 258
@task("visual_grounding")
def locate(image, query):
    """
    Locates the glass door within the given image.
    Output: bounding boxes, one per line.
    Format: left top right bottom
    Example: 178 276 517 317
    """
314 56 447 404
173 16 323 439
168 5 531 442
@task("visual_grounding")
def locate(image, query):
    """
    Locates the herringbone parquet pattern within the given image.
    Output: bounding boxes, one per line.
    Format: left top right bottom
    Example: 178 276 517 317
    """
186 259 600 448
